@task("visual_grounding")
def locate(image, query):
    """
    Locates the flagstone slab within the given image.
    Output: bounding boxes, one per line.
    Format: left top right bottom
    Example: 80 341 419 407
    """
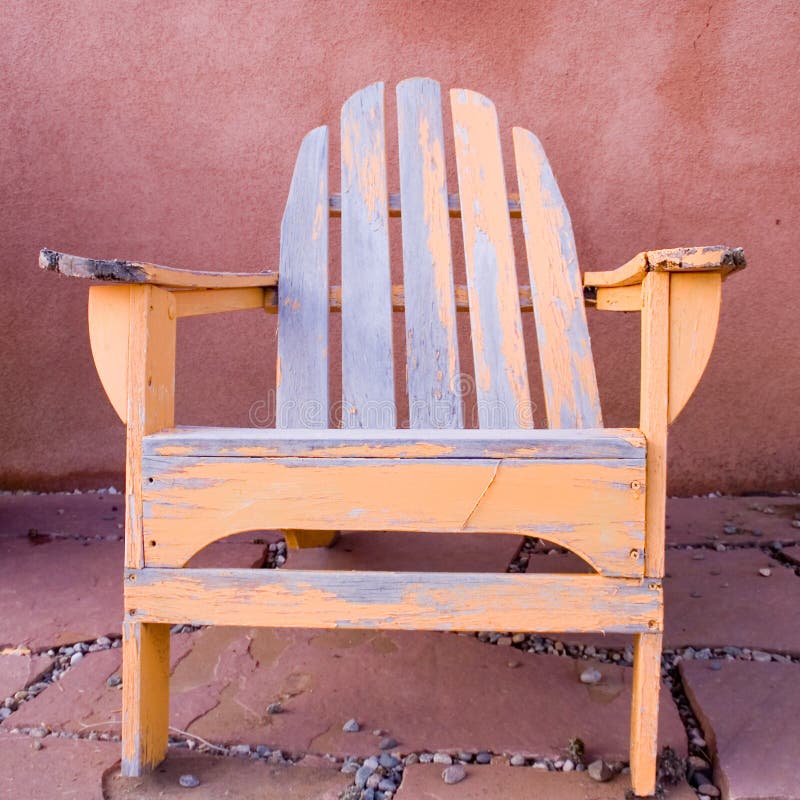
681 659 800 800
394 762 696 799
6 627 685 761
666 495 800 547
285 531 523 572
3 636 195 735
0 491 124 540
526 548 800 654
0 537 123 650
663 548 799 653
0 653 54 699
0 523 268 651
0 731 119 800
104 750 349 799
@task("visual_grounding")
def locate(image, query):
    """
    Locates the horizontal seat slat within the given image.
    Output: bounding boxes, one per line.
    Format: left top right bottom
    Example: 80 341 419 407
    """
125 568 662 633
143 426 645 459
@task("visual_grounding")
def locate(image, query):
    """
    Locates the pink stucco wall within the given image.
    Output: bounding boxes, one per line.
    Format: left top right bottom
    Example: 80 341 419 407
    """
1 1 798 493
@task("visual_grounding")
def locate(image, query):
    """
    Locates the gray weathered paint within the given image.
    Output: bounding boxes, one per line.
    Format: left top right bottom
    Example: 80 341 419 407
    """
143 426 646 459
450 89 533 429
276 126 329 429
126 568 662 633
513 127 602 429
340 82 395 429
397 78 462 428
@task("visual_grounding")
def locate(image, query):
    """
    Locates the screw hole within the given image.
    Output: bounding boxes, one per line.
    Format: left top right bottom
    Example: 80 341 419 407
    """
128 608 137 616
148 477 154 483
629 549 640 560
647 619 657 629
148 540 157 548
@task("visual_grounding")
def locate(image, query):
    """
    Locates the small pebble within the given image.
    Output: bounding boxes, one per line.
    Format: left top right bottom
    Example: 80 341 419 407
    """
70 652 84 666
758 567 772 577
562 758 575 772
580 667 602 685
752 650 772 663
442 764 467 785
587 759 613 782
379 736 398 750
342 718 360 733
710 660 723 671
792 520 800 529
266 702 282 715
178 774 200 788
355 765 373 789
698 784 720 798
106 674 122 688
475 751 492 764
32 739 43 751
509 754 526 766
496 636 513 646
433 752 452 765
379 753 400 768
507 660 521 669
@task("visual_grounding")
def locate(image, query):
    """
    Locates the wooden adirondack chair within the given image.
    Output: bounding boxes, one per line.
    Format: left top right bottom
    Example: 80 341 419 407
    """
41 78 745 796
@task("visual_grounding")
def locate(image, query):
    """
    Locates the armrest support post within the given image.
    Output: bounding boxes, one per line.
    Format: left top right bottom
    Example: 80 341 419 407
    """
640 271 670 579
125 285 176 569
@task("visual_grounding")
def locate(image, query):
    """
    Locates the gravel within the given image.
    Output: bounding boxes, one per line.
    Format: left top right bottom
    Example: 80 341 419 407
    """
342 718 360 733
178 774 200 788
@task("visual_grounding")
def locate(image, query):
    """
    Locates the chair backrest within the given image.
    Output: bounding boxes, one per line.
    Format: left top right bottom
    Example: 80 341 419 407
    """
276 78 603 431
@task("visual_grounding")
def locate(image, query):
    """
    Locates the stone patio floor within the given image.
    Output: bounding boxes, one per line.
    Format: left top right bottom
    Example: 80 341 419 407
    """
0 491 798 799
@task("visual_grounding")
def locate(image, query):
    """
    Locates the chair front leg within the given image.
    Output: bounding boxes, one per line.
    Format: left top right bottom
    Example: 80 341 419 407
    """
121 621 171 776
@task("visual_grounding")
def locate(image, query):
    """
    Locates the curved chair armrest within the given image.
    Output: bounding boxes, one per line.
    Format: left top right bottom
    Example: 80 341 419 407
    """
583 245 746 291
40 248 278 289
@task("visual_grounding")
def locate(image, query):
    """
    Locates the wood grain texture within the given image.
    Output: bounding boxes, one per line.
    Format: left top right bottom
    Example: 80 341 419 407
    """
341 82 395 429
121 621 170 777
583 252 649 289
668 272 722 423
172 287 265 317
141 455 645 574
88 285 132 423
513 127 602 429
144 426 646 459
277 125 330 429
125 286 176 570
640 271 670 578
40 248 278 288
126 569 663 633
397 78 462 428
630 631 662 796
583 245 745 289
451 89 533 429
595 284 642 312
645 245 745 274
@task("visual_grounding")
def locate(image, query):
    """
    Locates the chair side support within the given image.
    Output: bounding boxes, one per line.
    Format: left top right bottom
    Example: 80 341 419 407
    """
121 285 176 777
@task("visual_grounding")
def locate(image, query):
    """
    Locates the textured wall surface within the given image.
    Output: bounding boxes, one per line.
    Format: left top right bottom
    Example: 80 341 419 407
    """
1 1 798 492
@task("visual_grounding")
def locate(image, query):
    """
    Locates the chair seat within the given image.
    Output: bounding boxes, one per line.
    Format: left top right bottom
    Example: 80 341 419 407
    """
143 425 645 459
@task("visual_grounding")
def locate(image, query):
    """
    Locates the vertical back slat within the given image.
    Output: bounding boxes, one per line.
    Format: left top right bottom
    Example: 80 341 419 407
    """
397 78 462 429
341 82 395 429
450 89 533 429
513 127 602 429
276 126 330 429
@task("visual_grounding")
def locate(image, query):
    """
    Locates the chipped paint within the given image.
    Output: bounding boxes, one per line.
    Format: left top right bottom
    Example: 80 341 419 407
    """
125 568 662 633
450 88 532 428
